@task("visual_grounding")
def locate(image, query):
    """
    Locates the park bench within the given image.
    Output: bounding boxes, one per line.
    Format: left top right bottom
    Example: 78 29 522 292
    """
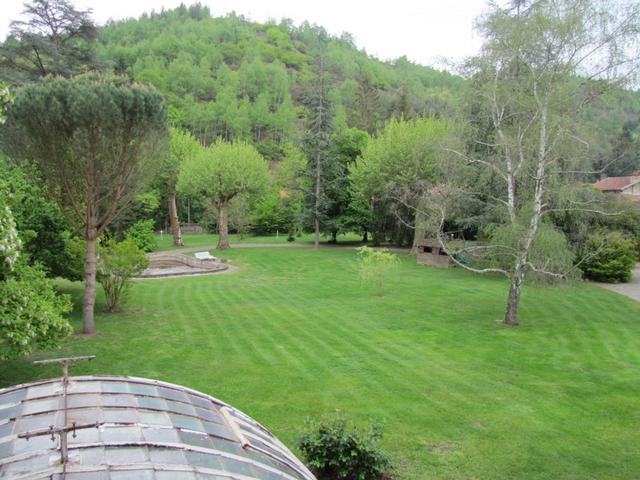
195 251 218 261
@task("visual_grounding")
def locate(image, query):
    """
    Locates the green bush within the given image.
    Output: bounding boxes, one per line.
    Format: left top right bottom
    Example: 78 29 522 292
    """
0 261 72 358
0 186 72 358
125 219 158 252
298 417 392 480
97 238 149 312
581 231 637 283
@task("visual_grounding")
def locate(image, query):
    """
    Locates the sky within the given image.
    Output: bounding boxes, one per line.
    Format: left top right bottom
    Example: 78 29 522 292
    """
0 0 490 68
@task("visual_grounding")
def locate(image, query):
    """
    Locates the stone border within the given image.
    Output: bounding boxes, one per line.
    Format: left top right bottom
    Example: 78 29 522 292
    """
137 252 229 278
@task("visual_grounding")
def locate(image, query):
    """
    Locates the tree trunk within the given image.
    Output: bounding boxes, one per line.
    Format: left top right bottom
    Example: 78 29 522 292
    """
410 224 425 256
314 149 321 249
362 231 368 242
503 263 524 326
217 201 230 249
503 101 548 327
82 227 97 334
411 198 428 255
168 192 182 246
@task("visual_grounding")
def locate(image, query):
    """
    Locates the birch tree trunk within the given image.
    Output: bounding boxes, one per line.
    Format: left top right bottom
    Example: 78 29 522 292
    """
217 200 230 249
504 261 524 325
502 100 548 325
168 192 182 246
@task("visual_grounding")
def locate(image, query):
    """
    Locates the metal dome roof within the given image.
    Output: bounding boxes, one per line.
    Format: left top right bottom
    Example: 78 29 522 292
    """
0 375 316 480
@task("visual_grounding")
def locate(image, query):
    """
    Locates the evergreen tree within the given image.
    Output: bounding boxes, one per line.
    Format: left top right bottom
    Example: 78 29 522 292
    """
0 0 102 84
302 56 336 247
606 120 640 177
2 74 167 334
353 73 381 135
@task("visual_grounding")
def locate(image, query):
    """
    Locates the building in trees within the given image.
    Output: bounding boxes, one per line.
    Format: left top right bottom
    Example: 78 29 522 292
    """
416 240 452 268
593 176 640 200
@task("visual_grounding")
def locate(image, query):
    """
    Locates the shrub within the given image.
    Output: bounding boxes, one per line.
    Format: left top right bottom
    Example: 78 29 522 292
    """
1 187 71 358
125 219 158 252
97 238 149 312
581 231 637 283
0 262 72 358
299 417 392 480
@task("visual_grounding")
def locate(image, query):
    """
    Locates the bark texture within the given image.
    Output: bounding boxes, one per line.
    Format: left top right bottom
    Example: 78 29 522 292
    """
504 263 524 325
217 201 230 249
82 226 97 334
168 193 183 246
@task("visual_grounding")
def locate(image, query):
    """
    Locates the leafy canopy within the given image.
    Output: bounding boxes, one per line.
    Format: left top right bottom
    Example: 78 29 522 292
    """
178 139 269 206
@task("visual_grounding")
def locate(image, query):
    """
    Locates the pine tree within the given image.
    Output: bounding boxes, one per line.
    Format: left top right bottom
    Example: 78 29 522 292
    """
302 56 336 247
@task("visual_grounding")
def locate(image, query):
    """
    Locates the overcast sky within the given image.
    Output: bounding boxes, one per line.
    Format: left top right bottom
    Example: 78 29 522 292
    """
1 0 491 68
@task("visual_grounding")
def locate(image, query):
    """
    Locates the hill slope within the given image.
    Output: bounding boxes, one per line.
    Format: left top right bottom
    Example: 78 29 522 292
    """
98 4 466 159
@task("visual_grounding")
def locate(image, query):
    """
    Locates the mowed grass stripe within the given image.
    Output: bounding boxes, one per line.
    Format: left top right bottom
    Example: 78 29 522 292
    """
1 247 639 479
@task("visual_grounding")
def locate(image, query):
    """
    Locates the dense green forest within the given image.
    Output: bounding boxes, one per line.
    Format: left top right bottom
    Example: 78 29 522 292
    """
97 4 466 157
92 4 640 230
95 4 640 167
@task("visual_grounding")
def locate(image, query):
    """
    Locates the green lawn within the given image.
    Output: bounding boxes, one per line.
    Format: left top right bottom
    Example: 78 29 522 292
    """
1 248 639 479
155 231 364 251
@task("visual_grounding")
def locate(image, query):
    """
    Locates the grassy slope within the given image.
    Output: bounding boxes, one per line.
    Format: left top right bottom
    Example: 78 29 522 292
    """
1 248 639 479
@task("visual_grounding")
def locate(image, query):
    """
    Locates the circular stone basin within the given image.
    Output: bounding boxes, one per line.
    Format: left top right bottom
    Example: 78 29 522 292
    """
138 252 229 278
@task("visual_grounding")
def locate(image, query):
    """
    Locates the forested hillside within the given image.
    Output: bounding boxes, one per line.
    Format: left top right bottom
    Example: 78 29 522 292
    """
96 4 640 173
97 4 466 159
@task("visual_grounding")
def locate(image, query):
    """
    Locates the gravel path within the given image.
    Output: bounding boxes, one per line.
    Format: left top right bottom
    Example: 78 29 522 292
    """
594 263 640 302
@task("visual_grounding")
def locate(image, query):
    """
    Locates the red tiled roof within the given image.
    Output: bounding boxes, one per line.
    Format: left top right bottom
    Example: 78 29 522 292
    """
593 176 640 191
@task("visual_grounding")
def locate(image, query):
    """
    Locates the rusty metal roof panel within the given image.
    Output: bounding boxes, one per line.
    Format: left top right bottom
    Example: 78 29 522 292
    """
0 376 316 480
593 176 640 191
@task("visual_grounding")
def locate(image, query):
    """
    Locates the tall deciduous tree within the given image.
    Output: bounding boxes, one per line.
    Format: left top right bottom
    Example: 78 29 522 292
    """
350 118 453 248
178 140 268 249
439 0 640 326
0 0 101 84
2 74 167 334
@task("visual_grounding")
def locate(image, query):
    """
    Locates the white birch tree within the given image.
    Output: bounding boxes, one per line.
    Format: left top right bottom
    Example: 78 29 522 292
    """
439 0 640 325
